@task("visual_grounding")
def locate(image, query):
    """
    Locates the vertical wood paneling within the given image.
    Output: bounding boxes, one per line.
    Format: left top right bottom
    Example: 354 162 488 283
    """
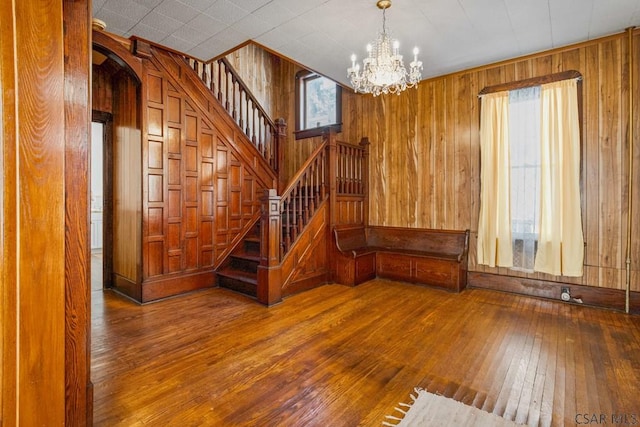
1 3 19 423
344 32 639 292
2 0 67 424
113 74 142 283
63 1 91 424
598 40 623 287
632 33 640 272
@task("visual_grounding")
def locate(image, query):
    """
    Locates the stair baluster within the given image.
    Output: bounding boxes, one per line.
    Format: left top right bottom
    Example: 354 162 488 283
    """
184 56 281 172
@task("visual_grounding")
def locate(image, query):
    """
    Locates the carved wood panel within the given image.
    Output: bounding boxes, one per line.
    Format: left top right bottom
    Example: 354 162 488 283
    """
141 54 266 288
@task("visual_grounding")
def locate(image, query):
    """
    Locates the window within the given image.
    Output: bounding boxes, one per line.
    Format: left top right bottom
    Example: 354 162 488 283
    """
477 72 584 277
295 70 341 139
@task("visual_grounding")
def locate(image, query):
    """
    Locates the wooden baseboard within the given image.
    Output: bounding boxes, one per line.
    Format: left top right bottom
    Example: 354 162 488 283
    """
141 271 215 303
468 271 640 314
283 271 330 297
112 274 141 302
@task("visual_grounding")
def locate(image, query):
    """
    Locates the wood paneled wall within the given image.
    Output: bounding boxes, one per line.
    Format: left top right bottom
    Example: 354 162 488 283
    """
112 73 142 287
342 31 640 292
135 46 275 301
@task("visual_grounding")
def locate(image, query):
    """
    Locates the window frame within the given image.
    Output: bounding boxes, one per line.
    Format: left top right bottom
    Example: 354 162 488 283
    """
478 70 584 274
295 70 342 140
479 70 584 197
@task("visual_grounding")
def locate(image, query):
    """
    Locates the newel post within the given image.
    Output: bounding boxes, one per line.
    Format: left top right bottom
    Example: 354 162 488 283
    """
359 137 370 227
275 118 287 193
257 189 282 305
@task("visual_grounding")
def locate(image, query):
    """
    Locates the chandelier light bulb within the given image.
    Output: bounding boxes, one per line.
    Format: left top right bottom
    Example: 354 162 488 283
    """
347 0 422 96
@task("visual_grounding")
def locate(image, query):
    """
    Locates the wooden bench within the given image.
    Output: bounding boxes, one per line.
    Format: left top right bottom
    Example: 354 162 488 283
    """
333 225 469 292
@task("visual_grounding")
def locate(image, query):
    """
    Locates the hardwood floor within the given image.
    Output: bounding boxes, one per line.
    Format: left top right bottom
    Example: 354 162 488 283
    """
91 269 640 426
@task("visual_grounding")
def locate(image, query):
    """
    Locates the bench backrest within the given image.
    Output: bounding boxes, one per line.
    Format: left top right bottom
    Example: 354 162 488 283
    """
366 226 469 256
334 226 368 252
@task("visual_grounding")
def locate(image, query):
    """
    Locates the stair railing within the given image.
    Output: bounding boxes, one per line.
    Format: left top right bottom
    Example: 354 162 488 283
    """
257 129 369 305
185 56 285 174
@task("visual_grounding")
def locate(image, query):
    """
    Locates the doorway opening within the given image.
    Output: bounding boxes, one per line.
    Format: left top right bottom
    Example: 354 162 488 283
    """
91 112 114 291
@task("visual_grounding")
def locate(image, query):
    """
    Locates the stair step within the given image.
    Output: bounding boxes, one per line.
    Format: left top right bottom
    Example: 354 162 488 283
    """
217 268 258 297
217 268 257 284
243 237 260 253
229 254 259 273
231 252 260 263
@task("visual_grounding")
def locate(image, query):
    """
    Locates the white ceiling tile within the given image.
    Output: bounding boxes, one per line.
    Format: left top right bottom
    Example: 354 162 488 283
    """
93 0 107 13
549 0 593 46
504 0 553 53
252 2 296 27
204 0 249 23
177 0 216 12
129 22 173 41
226 0 271 13
140 10 184 33
161 34 196 53
155 0 200 24
94 0 640 83
228 14 272 39
185 13 227 37
276 0 331 15
133 0 164 8
589 0 640 37
254 28 291 49
102 0 151 21
94 8 138 33
172 23 216 45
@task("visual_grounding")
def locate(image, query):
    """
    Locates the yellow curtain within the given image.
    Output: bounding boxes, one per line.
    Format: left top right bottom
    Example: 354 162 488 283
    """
534 79 584 276
477 91 513 268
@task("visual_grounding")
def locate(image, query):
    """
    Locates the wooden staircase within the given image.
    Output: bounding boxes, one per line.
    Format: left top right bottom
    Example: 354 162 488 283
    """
181 53 369 305
217 222 261 297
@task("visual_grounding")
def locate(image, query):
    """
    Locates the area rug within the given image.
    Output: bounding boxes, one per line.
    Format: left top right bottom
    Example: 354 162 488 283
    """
383 388 521 426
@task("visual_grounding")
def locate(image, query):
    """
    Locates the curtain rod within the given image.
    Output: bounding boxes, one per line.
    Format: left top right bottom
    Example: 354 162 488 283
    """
477 70 583 97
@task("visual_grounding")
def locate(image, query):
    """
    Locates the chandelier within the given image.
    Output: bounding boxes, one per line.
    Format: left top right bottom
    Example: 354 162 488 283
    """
347 0 422 96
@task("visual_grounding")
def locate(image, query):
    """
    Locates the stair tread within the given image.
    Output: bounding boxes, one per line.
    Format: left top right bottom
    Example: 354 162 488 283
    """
244 237 260 243
217 268 257 284
231 252 261 262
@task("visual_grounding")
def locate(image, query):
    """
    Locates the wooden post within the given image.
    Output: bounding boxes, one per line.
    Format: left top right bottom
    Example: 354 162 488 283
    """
327 128 338 229
360 137 371 227
275 118 287 193
257 189 282 305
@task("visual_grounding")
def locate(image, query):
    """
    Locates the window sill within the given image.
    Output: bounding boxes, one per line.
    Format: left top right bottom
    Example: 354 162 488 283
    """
294 123 342 140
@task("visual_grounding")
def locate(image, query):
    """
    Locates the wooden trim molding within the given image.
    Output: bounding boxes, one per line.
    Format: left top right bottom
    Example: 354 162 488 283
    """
92 30 143 82
478 70 582 95
468 272 640 314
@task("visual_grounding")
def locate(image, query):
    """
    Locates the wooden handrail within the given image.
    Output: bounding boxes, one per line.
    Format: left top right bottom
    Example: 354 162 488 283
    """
184 56 282 172
280 140 328 201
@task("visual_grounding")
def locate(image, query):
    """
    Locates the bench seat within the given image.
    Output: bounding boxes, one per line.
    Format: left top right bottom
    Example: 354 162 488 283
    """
333 225 469 291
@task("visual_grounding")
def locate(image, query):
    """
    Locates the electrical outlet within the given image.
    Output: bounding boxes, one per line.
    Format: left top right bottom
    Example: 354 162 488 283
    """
561 287 571 301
